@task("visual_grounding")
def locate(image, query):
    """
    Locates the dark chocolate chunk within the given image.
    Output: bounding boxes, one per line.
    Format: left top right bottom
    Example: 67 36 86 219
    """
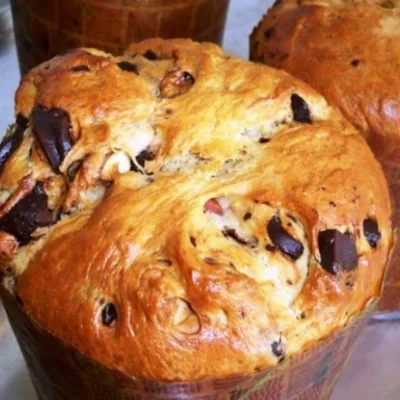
267 216 304 260
363 218 381 248
102 303 117 326
0 182 56 244
271 339 285 359
291 94 312 124
190 236 197 247
117 61 139 75
350 59 360 67
264 27 275 39
222 229 259 248
259 137 270 144
0 120 26 175
33 106 73 173
318 229 358 275
70 65 90 72
143 49 160 61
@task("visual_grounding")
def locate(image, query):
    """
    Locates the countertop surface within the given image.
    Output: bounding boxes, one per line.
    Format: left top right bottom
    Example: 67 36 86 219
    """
0 1 399 399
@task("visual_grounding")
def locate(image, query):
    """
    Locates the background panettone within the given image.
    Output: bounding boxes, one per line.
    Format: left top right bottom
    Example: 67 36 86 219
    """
250 0 400 312
0 38 393 381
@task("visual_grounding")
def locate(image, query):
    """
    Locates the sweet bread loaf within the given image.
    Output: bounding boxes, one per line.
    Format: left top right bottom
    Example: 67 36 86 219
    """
0 39 393 381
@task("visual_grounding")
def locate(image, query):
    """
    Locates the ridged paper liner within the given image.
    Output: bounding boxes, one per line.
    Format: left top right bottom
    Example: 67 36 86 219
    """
10 0 231 75
0 285 376 400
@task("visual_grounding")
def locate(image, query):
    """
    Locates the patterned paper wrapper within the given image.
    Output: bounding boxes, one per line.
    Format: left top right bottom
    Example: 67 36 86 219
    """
10 0 231 76
0 285 377 400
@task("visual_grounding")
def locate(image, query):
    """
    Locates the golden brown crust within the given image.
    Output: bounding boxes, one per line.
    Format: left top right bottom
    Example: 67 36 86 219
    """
0 39 393 380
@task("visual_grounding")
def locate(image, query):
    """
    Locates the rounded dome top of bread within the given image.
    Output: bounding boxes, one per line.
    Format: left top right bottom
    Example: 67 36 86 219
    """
0 39 392 380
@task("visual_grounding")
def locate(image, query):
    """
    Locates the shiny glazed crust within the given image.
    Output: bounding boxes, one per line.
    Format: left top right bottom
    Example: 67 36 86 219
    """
0 39 393 381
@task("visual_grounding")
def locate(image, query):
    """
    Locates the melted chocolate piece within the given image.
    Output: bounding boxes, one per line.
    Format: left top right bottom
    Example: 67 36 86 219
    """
117 61 139 75
143 49 160 61
363 218 381 248
102 303 117 326
33 106 73 173
318 230 358 275
291 94 312 124
0 182 56 244
0 117 27 175
267 216 304 260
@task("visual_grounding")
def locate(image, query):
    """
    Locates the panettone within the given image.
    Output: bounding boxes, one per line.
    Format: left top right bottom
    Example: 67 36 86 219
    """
250 0 400 311
0 39 393 381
